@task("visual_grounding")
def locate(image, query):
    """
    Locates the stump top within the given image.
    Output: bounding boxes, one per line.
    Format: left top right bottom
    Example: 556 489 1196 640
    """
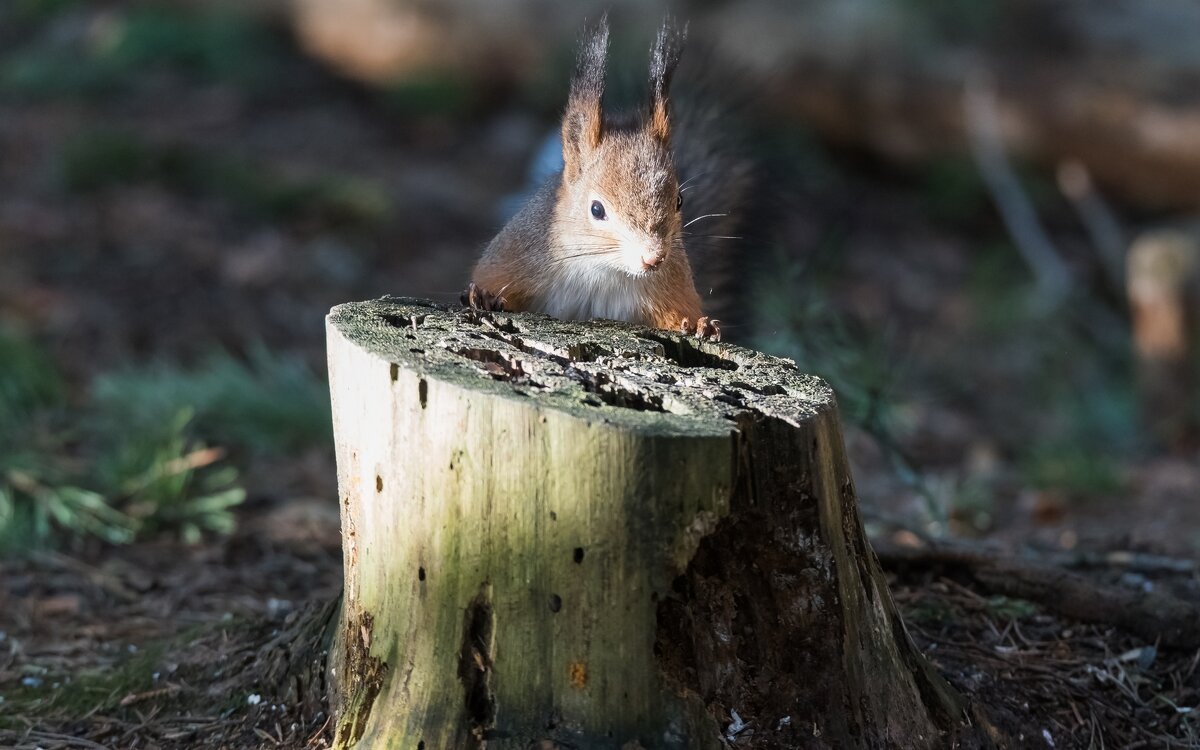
327 297 835 436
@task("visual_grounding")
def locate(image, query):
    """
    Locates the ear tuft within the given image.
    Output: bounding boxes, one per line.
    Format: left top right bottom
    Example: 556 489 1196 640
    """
647 17 686 142
562 14 609 179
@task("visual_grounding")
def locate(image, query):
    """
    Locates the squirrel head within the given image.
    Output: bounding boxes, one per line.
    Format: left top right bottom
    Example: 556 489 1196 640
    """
554 15 687 278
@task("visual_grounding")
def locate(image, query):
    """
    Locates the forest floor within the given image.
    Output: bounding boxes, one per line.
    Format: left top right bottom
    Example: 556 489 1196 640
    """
4 507 1200 749
2 3 1200 748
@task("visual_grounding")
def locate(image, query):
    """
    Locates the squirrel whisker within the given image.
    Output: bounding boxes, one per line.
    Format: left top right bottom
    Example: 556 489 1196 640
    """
682 213 728 229
463 16 741 343
549 249 622 264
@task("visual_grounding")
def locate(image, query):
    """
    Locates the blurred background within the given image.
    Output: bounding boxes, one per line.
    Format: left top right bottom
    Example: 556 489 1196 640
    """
2 0 1200 743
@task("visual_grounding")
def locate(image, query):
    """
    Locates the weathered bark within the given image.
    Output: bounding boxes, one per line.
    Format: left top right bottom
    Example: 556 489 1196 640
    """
325 297 991 749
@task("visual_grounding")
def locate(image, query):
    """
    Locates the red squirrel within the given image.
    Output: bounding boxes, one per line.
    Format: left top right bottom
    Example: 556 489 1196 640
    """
463 16 743 341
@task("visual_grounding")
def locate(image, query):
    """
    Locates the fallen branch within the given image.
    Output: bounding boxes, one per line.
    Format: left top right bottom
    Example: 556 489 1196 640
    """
1048 549 1198 575
877 542 1200 648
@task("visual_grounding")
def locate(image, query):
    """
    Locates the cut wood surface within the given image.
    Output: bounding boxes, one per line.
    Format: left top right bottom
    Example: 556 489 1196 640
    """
325 297 992 749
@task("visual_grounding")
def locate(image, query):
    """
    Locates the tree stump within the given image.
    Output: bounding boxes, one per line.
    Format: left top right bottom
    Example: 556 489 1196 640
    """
325 297 989 749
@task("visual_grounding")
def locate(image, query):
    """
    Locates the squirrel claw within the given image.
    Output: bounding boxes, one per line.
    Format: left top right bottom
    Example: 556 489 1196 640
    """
695 316 721 341
679 316 721 341
461 282 507 312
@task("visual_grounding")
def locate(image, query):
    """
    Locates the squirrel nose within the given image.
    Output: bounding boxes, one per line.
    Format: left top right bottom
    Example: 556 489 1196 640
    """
641 251 664 269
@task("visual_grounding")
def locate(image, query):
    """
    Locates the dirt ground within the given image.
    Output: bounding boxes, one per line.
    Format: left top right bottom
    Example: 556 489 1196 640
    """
5 511 1200 748
3 3 1200 748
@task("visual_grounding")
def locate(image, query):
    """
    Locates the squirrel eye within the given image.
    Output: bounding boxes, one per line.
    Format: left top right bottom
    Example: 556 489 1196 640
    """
590 200 606 220
676 192 683 212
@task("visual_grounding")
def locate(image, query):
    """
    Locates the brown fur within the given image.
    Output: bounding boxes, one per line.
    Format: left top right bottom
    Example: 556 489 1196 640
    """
467 16 724 336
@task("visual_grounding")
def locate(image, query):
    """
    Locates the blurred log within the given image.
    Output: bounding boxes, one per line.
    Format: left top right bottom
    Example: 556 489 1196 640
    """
288 0 624 86
289 0 1200 211
324 297 994 748
709 1 1200 212
1127 230 1200 448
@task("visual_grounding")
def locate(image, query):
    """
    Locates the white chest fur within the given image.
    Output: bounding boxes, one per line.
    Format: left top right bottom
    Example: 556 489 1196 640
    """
533 263 651 325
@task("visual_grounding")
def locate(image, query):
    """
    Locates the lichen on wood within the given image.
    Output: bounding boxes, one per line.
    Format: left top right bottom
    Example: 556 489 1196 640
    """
325 296 991 749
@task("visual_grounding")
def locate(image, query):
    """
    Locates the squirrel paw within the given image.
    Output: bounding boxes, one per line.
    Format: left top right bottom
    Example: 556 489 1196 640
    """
461 282 507 312
695 316 722 341
678 317 722 342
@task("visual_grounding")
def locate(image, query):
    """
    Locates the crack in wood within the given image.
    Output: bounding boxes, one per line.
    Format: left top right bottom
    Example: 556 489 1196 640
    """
458 584 497 745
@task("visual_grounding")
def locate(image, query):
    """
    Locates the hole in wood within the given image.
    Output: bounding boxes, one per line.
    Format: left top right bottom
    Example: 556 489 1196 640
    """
375 475 383 492
566 369 666 411
458 588 496 736
389 363 398 381
729 379 786 396
549 594 563 613
476 323 612 364
635 331 739 370
417 742 424 750
380 312 425 329
418 378 428 408
453 344 667 412
563 341 614 362
573 547 585 564
418 567 426 582
452 347 533 382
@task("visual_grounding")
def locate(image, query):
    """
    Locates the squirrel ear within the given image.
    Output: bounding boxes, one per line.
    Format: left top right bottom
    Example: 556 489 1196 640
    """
562 14 609 179
647 17 686 142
